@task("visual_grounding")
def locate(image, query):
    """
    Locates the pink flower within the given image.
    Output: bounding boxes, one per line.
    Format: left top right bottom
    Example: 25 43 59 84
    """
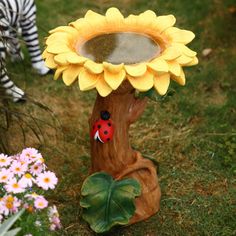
0 195 21 216
10 161 28 176
20 148 42 164
0 168 13 183
19 173 35 188
0 154 11 167
34 196 48 209
48 205 62 230
5 178 25 193
30 164 43 176
36 171 58 190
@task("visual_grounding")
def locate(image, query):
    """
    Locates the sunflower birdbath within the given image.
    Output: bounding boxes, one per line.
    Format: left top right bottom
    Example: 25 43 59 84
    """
43 8 198 233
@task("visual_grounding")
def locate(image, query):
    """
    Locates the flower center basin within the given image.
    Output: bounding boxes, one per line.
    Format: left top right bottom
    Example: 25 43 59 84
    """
77 32 161 65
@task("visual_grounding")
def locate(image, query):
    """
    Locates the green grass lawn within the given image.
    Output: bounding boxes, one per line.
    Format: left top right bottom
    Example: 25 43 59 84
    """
2 0 236 235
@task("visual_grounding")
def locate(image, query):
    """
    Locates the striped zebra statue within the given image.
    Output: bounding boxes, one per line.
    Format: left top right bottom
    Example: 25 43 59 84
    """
0 0 50 102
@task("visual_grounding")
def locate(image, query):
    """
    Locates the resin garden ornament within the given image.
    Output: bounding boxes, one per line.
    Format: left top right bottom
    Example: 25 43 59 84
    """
43 8 198 233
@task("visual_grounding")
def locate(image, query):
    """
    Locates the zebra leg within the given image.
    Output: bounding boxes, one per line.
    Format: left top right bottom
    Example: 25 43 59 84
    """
0 42 25 102
20 0 49 75
8 27 24 62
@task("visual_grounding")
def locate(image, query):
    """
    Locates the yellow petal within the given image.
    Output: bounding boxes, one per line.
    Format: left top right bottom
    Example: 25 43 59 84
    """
155 15 176 32
105 8 124 29
66 52 87 64
125 63 147 77
176 55 194 65
104 69 126 90
42 49 50 59
106 7 124 21
85 10 105 20
172 43 197 57
47 44 71 54
154 73 170 95
70 19 92 34
49 26 78 36
83 10 107 34
62 65 82 86
54 66 67 80
171 68 185 85
124 14 138 29
168 61 181 76
185 56 199 66
138 10 157 27
45 54 57 69
46 32 70 45
84 61 103 74
96 76 113 97
127 71 154 91
103 62 124 73
54 53 69 65
148 58 169 73
161 46 181 60
79 68 99 91
165 27 195 44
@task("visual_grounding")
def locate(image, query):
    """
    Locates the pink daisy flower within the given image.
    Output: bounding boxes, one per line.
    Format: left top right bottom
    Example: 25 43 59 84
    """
30 164 43 176
10 161 28 176
36 171 58 190
0 154 11 167
5 178 25 194
0 168 13 183
0 195 21 216
34 196 48 209
19 173 35 188
20 148 42 164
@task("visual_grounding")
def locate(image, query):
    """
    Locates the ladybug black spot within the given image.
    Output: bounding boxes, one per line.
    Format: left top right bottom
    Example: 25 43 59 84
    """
98 125 101 129
104 130 108 135
108 123 111 127
107 138 110 141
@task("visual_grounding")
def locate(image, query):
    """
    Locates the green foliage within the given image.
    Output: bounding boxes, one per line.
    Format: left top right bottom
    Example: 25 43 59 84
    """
137 88 175 103
0 209 24 236
80 172 141 233
215 136 236 173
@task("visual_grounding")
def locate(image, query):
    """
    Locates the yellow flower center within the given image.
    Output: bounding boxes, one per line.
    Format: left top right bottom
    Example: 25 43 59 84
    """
15 167 20 171
44 177 50 183
32 192 38 197
40 158 45 163
7 196 14 202
25 173 32 179
38 202 44 207
0 159 6 162
6 202 13 209
12 183 19 188
1 175 7 180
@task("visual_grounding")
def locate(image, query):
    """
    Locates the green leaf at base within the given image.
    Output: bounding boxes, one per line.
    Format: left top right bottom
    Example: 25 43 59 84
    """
80 172 141 233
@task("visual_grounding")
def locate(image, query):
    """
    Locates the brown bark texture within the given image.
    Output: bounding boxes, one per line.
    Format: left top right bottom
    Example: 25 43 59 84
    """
89 81 161 224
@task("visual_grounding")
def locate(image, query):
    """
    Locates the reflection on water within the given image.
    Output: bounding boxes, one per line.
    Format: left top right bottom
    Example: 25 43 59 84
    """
77 32 161 65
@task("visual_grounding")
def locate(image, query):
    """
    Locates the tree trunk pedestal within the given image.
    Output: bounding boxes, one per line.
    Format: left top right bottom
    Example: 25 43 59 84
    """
89 81 161 224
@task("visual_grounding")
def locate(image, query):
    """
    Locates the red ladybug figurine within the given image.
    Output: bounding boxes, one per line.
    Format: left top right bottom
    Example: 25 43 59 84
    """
91 111 114 143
